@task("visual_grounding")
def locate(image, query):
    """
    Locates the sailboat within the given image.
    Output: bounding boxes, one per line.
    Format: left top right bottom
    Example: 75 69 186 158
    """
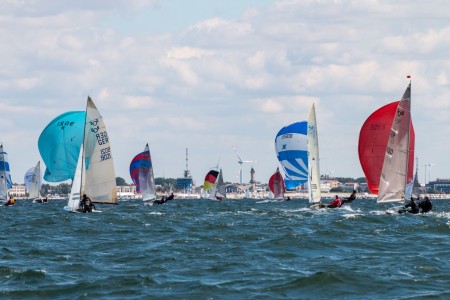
64 97 118 212
204 168 226 200
275 104 322 206
359 81 415 204
203 168 219 198
130 143 156 202
24 161 44 202
268 167 285 200
0 144 13 202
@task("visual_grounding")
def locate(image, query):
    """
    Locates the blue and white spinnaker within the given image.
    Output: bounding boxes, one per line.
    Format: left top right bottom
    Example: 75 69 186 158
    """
275 122 308 190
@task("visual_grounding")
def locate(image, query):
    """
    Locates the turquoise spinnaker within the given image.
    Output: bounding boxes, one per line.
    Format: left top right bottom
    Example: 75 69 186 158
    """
38 111 86 182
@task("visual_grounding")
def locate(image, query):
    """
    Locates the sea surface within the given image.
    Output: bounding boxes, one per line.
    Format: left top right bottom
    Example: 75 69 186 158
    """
1 198 450 299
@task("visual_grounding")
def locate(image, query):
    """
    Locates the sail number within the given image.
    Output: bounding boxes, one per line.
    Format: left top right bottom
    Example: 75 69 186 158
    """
370 123 385 130
96 131 109 146
100 147 111 161
56 120 75 129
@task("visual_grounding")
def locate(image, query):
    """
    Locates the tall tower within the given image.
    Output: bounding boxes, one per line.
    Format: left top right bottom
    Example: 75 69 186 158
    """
177 147 193 193
250 167 255 184
184 148 191 178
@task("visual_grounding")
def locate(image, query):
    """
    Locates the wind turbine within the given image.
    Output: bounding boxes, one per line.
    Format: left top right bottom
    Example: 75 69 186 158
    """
233 146 256 184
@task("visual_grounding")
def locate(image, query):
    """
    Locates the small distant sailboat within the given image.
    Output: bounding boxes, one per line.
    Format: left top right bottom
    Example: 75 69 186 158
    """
359 80 415 205
0 144 13 202
268 167 285 200
130 143 156 202
204 168 226 200
64 97 118 212
24 161 45 202
204 169 219 198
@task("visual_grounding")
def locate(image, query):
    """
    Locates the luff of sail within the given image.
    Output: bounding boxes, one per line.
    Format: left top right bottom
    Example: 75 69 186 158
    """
24 161 42 199
130 143 156 201
378 83 414 203
307 104 321 204
0 144 13 201
83 97 118 204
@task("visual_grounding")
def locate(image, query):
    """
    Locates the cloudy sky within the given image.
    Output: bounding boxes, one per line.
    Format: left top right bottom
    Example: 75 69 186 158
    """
1 0 450 186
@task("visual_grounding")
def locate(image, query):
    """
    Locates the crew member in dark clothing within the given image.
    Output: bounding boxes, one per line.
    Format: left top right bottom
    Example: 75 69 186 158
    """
80 194 95 213
419 196 432 213
341 190 357 205
398 197 419 214
152 196 166 205
153 192 176 205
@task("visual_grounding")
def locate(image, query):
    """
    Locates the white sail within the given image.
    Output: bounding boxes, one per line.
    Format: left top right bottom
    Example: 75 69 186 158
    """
65 145 84 211
0 144 12 201
307 104 321 204
24 161 42 199
64 97 118 211
378 83 412 203
83 98 118 204
217 169 226 198
208 169 226 200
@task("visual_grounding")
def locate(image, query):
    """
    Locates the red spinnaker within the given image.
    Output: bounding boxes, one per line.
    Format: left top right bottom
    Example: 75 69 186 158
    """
269 169 285 198
358 101 415 194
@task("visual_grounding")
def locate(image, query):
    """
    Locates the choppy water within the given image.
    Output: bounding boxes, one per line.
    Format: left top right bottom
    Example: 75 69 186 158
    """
1 198 450 299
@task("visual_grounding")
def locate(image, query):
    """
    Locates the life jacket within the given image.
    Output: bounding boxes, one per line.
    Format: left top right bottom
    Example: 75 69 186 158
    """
330 198 341 207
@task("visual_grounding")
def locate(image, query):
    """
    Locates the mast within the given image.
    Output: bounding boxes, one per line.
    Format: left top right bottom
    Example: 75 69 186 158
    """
80 97 88 197
0 143 6 199
404 78 412 201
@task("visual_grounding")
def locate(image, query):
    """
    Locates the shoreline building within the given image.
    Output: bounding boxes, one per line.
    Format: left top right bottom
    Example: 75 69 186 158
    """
176 148 193 193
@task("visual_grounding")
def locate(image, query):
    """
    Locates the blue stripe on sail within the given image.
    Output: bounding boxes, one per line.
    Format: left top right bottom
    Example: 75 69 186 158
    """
275 122 307 138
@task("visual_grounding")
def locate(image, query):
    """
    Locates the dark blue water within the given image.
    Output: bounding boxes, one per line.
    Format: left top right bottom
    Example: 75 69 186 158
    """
1 198 450 299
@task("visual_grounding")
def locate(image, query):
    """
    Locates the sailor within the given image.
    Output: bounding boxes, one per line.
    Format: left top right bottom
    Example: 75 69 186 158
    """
327 195 342 208
152 196 166 205
419 196 432 213
4 196 15 206
341 190 357 205
80 194 95 213
398 197 419 214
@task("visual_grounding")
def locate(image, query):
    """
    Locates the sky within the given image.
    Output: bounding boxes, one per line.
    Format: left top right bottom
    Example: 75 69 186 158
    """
1 0 450 186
